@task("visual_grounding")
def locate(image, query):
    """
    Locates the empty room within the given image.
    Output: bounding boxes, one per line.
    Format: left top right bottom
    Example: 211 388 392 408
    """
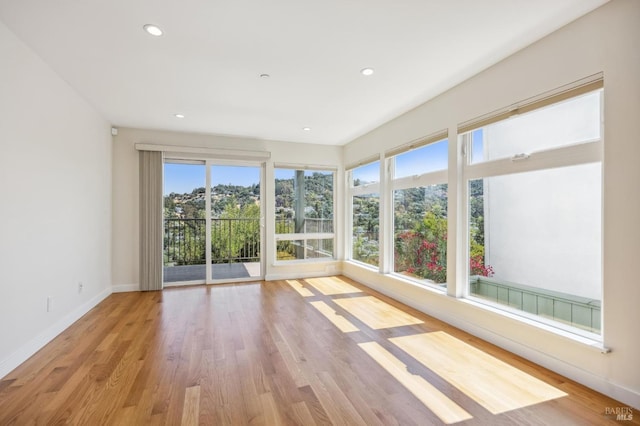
1 0 639 424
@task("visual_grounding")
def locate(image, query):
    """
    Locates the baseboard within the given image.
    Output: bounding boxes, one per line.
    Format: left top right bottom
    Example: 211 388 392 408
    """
112 283 140 293
0 287 112 379
342 270 640 410
265 270 341 281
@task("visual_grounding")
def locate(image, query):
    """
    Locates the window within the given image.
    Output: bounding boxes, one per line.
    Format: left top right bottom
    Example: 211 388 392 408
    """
274 168 334 261
391 138 448 288
349 161 380 267
469 91 601 164
462 85 603 336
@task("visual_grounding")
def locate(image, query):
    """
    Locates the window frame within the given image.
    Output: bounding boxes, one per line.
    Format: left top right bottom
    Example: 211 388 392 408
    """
459 87 604 340
347 159 381 269
388 137 449 289
273 166 336 263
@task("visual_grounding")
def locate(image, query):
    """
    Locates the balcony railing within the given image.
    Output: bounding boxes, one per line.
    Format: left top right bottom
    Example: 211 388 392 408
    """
212 218 260 263
164 218 206 266
164 218 260 266
165 217 333 266
470 276 601 333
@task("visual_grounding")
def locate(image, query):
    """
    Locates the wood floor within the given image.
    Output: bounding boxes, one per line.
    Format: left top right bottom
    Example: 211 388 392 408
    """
0 276 635 425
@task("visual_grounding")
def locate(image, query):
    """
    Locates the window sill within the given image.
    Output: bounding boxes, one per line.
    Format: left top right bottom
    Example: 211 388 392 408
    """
389 272 447 293
273 258 337 266
460 296 609 353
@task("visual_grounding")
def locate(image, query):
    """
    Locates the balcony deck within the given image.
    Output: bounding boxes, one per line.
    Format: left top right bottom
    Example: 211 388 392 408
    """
164 262 261 282
470 275 601 333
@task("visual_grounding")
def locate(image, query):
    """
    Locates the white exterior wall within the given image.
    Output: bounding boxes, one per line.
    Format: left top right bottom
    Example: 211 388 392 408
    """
111 127 343 292
343 0 640 408
0 19 112 377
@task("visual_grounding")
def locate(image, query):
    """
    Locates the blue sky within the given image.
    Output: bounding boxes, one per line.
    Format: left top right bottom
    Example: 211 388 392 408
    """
164 133 482 195
164 164 331 194
164 164 260 194
394 139 448 178
471 129 484 163
353 138 455 183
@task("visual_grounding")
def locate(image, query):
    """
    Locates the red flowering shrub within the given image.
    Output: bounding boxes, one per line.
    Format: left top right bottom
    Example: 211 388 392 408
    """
395 229 447 283
396 212 494 283
470 253 494 277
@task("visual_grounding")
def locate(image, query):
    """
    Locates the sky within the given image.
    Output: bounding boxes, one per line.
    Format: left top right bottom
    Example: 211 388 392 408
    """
164 132 483 195
353 138 455 183
164 164 332 195
164 164 260 195
394 139 448 179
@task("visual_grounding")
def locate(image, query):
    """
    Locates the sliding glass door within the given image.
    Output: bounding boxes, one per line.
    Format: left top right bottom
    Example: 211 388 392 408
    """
163 162 207 283
163 160 263 285
210 164 262 281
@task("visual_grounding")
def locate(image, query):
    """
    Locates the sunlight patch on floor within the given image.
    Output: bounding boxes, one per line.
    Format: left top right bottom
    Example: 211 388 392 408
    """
359 341 473 424
310 301 360 332
304 277 362 295
334 296 423 330
390 331 568 414
285 280 315 297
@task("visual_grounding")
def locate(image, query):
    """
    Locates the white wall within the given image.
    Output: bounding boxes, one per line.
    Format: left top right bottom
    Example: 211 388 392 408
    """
111 127 343 291
343 0 640 408
0 19 112 377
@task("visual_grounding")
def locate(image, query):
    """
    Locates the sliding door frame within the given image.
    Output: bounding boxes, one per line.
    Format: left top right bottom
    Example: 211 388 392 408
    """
163 156 266 286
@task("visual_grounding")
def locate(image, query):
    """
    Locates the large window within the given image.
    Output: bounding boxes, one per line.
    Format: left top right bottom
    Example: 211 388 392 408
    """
349 161 380 268
274 168 335 261
391 138 448 288
462 85 603 336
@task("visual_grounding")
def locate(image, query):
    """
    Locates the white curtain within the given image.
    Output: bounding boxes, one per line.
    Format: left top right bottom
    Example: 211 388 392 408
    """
139 150 163 291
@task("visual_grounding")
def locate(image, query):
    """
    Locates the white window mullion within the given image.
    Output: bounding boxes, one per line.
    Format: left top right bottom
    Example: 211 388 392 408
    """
346 170 354 261
205 161 212 283
381 155 393 274
464 140 602 181
351 182 381 196
275 232 335 241
392 169 448 191
448 130 468 298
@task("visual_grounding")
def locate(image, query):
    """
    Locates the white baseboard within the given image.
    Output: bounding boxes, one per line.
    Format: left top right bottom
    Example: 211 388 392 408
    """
265 270 341 281
0 287 112 379
112 283 139 293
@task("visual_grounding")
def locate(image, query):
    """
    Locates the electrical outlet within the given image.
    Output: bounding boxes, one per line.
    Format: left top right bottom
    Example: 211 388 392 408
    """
47 296 53 312
78 281 84 293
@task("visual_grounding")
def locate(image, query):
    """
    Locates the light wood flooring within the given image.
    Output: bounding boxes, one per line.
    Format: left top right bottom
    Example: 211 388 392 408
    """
0 276 636 425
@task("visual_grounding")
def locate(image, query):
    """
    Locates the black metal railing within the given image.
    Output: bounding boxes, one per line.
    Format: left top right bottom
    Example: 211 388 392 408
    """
164 218 206 266
164 218 260 266
211 218 260 264
165 217 333 266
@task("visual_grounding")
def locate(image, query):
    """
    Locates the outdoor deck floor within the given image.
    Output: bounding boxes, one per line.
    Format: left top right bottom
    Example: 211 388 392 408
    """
164 262 261 282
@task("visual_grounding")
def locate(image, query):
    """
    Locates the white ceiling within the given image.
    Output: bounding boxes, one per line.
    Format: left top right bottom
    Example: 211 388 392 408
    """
0 0 608 145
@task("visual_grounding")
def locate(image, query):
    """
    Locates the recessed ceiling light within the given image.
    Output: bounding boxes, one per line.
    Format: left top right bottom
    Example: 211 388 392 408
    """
360 67 374 76
303 127 311 131
174 114 185 118
143 24 163 36
260 73 270 78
